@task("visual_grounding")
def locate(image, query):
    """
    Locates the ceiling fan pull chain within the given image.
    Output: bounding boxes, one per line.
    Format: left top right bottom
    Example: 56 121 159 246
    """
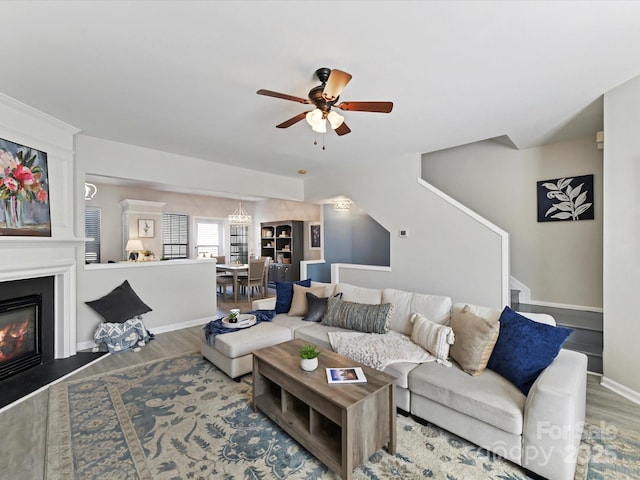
322 134 326 150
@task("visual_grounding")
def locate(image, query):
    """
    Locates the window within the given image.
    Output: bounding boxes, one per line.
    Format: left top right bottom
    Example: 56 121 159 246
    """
162 212 188 259
195 219 223 258
85 207 101 264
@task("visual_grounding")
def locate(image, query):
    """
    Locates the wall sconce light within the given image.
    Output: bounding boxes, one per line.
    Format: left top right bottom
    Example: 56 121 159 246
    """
333 201 351 211
84 182 97 200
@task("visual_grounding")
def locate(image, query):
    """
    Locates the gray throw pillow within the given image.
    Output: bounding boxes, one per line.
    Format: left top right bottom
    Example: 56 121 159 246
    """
85 280 152 323
321 296 392 334
304 292 343 322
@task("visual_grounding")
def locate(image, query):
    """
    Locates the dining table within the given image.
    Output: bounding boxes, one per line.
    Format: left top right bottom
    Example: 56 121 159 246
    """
216 263 248 302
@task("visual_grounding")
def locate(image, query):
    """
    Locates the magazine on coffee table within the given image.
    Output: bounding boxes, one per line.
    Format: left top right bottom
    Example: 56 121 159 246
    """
326 367 367 384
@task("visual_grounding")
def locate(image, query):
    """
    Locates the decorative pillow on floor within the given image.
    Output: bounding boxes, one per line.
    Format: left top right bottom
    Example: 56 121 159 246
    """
449 304 500 376
303 292 343 322
287 284 330 316
488 306 572 395
409 312 455 366
85 280 152 324
274 279 312 314
321 296 392 334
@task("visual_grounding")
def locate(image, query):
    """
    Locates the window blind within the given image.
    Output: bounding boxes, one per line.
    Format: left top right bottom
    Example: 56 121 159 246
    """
84 207 101 264
196 219 223 257
162 212 188 259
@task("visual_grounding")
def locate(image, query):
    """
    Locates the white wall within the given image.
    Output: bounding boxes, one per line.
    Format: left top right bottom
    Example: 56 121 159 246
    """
422 136 603 309
76 135 304 202
602 74 640 399
305 153 507 308
79 261 218 349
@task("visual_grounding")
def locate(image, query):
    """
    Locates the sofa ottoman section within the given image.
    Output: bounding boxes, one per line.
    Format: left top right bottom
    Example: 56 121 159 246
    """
201 322 291 380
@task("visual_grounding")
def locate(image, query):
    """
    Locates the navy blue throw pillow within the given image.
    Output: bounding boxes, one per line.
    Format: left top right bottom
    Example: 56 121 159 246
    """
274 279 312 314
487 306 572 395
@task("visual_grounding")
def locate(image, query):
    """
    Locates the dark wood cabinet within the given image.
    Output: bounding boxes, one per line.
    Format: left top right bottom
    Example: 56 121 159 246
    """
261 220 303 283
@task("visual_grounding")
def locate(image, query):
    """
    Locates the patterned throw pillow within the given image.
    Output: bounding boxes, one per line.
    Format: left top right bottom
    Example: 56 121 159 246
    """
449 304 500 376
409 312 455 366
321 296 392 334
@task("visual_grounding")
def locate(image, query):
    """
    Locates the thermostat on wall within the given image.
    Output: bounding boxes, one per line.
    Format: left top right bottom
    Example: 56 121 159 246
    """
399 229 409 238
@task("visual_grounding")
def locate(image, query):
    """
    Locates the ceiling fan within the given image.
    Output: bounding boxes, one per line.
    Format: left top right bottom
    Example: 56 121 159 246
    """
256 67 393 136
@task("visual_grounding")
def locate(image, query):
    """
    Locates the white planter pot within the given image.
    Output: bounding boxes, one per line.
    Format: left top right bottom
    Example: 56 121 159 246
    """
300 357 318 372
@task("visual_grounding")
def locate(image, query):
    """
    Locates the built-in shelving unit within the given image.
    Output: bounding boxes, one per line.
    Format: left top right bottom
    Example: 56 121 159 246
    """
260 221 303 283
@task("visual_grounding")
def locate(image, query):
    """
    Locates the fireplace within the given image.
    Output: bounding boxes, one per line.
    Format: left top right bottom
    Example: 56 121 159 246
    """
0 276 54 382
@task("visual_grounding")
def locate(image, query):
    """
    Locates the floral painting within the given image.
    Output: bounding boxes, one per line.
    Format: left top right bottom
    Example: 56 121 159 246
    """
0 137 51 236
537 174 594 222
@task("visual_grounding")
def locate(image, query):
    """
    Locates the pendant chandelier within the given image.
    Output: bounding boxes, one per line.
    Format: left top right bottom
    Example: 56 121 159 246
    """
228 197 252 225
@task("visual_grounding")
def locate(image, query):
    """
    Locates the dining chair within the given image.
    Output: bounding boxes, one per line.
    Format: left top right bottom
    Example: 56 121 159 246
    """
239 259 267 302
217 274 235 302
215 255 234 301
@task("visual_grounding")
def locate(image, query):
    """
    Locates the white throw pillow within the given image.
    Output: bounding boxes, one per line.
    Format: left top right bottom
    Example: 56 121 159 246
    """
409 312 455 366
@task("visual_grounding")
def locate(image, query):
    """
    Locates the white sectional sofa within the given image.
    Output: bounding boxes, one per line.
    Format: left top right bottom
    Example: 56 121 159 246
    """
200 282 587 480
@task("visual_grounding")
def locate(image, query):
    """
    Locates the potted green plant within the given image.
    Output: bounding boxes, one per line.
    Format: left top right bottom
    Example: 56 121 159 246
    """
299 344 320 371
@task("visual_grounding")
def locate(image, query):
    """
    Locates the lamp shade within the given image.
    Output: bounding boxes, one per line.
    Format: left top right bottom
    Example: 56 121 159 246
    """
125 239 144 251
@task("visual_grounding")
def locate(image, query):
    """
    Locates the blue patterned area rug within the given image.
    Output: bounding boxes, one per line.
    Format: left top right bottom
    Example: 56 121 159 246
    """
45 352 639 480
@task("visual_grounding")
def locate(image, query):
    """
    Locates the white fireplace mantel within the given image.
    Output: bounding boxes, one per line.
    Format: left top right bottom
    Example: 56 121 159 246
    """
0 92 81 359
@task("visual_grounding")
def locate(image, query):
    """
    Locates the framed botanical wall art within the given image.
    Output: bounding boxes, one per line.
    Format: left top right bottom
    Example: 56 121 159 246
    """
138 219 155 238
0 137 51 236
537 175 594 222
309 222 321 249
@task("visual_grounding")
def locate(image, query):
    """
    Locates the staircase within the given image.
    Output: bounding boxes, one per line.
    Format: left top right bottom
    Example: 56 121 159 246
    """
512 292 603 374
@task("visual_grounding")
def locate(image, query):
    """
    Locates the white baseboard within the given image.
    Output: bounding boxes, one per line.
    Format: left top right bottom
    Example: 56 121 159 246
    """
75 316 214 352
600 376 640 406
149 316 213 335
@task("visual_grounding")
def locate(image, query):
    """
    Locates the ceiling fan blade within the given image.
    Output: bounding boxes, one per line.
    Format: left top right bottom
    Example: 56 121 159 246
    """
276 112 309 129
322 69 352 101
334 121 351 136
257 89 311 104
336 101 393 113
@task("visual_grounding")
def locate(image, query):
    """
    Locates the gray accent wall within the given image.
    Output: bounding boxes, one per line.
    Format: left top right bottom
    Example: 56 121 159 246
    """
309 204 390 283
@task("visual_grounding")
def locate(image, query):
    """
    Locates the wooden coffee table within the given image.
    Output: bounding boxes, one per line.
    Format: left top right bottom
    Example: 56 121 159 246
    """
252 339 396 480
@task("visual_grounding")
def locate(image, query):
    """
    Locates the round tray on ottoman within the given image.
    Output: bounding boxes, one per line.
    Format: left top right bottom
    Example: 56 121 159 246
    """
221 314 256 329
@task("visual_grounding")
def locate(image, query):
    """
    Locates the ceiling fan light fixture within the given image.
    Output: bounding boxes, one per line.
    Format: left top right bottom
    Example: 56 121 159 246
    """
305 108 323 127
327 111 344 130
311 119 327 134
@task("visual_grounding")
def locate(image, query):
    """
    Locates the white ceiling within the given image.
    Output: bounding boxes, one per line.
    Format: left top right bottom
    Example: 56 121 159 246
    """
1 1 639 179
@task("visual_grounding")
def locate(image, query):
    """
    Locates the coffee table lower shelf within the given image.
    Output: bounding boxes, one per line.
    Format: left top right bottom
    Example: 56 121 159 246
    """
255 391 343 473
252 340 396 480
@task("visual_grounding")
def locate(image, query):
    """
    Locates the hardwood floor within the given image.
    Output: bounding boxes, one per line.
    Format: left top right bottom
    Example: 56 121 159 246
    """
0 290 638 480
